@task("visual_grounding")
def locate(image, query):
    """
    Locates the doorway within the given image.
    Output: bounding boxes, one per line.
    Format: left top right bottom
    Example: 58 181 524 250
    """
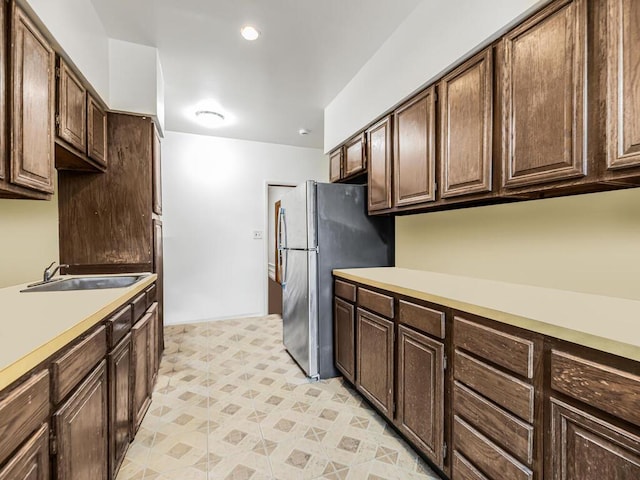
266 184 295 314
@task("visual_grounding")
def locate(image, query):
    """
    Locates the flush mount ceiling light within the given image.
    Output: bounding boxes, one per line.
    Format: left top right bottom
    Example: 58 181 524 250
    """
298 128 310 136
241 25 260 41
195 110 226 128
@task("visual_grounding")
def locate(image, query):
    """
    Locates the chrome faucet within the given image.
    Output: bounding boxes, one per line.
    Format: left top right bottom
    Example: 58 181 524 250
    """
43 262 69 283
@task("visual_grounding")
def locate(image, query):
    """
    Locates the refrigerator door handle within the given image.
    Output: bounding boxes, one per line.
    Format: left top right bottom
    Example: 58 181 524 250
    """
279 208 288 287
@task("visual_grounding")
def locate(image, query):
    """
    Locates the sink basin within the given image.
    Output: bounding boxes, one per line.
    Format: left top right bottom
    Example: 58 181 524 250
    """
21 275 149 292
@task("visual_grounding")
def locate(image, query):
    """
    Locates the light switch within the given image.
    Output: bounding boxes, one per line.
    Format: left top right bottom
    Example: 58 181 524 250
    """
252 230 263 239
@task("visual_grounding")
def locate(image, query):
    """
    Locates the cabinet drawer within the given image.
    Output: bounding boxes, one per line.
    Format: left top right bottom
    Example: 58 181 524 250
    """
106 305 132 348
146 284 157 306
334 280 356 302
358 288 394 318
551 350 640 426
52 325 107 404
0 371 49 466
399 300 444 339
452 451 489 480
454 381 533 465
131 292 147 323
454 316 534 378
454 415 533 480
454 350 534 422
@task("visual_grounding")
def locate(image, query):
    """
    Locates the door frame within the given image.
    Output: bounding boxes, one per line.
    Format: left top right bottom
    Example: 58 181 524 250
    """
263 181 297 315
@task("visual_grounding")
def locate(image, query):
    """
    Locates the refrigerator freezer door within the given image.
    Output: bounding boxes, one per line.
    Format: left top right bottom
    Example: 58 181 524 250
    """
282 249 319 378
280 181 317 250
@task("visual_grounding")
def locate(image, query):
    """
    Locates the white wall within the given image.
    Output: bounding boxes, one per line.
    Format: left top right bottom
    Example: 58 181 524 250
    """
162 131 327 325
324 0 548 152
22 0 110 102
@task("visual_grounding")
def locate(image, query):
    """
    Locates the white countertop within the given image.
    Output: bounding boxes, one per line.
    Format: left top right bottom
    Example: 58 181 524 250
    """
334 267 640 362
0 273 157 390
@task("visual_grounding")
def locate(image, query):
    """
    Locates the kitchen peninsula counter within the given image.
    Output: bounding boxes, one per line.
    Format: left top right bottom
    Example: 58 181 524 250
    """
0 273 157 390
334 267 640 362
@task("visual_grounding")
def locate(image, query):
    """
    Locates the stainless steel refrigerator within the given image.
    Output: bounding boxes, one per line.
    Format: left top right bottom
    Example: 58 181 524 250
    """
278 181 394 380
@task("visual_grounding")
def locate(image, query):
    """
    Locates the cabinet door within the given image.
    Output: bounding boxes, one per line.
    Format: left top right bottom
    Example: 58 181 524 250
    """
550 398 640 479
0 424 49 480
393 86 436 207
147 303 159 388
152 124 162 214
87 94 107 166
367 116 392 212
131 311 151 435
108 334 131 480
334 297 356 383
344 133 366 178
57 59 86 152
606 0 640 171
10 4 55 193
54 361 108 480
153 219 164 359
356 308 394 418
501 0 587 189
440 48 493 198
397 325 445 468
329 148 342 182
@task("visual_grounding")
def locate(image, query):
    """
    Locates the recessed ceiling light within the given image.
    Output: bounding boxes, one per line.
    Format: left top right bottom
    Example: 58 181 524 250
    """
298 128 310 136
195 110 226 128
241 25 260 41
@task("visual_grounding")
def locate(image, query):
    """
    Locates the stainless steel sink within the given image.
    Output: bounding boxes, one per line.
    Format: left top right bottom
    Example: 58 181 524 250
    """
21 275 149 292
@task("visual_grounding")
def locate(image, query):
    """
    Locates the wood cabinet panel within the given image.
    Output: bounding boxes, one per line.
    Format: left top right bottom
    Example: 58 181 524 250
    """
367 116 392 212
550 349 640 426
440 48 493 198
0 371 49 466
329 148 342 182
152 125 162 214
57 58 86 152
454 381 534 466
393 87 436 206
550 398 640 480
452 451 489 480
606 0 640 171
399 300 444 339
109 334 131 479
106 305 132 349
87 94 107 166
334 280 356 303
0 0 5 183
454 316 534 379
54 361 108 480
153 219 164 358
132 292 147 324
148 303 159 388
454 350 534 422
397 325 444 468
358 288 394 319
501 0 587 189
0 424 49 480
131 311 152 435
334 298 356 383
356 309 394 418
454 415 533 480
10 4 55 194
344 133 366 178
52 325 107 404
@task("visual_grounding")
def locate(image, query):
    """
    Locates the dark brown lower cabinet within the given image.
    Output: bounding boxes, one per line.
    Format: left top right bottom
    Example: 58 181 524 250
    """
131 310 152 435
550 398 640 480
334 298 356 382
54 361 108 480
396 325 445 469
108 334 132 479
356 308 394 418
0 424 49 480
148 303 158 389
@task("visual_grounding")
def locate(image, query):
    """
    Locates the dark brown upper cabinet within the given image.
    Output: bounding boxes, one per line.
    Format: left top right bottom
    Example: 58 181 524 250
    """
440 48 493 199
55 56 107 172
329 148 342 182
10 3 55 195
367 115 393 213
57 58 86 153
87 94 107 166
344 132 366 178
501 0 587 190
393 86 436 207
604 0 640 175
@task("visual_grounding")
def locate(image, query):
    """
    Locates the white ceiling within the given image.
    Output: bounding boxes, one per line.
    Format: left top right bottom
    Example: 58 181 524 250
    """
89 0 423 148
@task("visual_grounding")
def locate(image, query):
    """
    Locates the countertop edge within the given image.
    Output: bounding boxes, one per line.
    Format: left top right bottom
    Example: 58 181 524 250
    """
0 274 157 391
334 270 640 363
